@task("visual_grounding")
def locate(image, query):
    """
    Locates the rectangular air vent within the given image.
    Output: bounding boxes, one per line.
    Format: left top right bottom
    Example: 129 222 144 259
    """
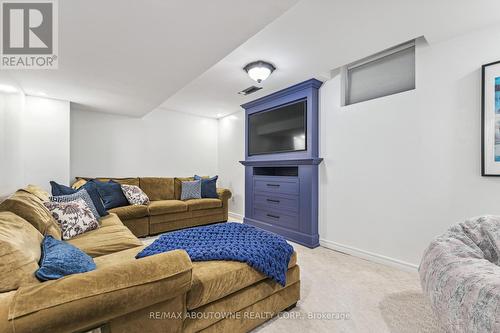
238 85 262 96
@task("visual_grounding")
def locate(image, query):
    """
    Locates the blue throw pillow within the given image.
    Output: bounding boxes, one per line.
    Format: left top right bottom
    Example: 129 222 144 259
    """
50 181 75 196
89 179 129 210
35 235 96 281
194 175 218 198
50 181 108 217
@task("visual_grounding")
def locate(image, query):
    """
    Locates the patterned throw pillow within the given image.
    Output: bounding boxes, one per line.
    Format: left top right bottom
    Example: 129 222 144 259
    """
44 198 99 240
49 189 100 219
50 181 108 217
121 184 150 205
181 180 202 200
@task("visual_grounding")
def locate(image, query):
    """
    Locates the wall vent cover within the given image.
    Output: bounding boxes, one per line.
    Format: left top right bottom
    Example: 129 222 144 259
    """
238 86 262 96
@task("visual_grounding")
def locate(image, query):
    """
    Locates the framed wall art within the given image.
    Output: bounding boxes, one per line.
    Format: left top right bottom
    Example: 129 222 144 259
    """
481 60 500 176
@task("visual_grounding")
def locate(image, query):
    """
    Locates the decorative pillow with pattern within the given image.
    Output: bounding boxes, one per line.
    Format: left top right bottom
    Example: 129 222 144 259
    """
181 180 202 200
44 198 99 240
49 189 100 219
121 184 150 205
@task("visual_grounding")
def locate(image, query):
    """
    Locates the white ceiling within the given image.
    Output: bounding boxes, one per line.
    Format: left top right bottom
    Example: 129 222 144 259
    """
3 0 299 117
4 0 500 119
161 0 500 119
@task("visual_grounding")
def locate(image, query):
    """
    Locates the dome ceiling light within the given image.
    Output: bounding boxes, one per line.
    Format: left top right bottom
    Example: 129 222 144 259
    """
243 60 276 83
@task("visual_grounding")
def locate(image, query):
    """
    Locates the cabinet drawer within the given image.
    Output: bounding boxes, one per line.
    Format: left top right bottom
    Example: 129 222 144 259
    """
253 207 299 230
254 194 299 213
254 177 299 195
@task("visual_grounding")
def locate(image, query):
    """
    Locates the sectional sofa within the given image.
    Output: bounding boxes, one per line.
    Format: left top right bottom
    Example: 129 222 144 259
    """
73 177 232 237
0 185 300 333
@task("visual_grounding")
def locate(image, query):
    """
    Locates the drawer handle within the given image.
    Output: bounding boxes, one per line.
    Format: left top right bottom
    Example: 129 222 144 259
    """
266 199 280 203
267 214 280 219
266 184 280 187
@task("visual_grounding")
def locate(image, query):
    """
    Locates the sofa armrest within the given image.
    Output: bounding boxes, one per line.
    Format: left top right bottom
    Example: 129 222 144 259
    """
217 188 232 201
8 250 192 333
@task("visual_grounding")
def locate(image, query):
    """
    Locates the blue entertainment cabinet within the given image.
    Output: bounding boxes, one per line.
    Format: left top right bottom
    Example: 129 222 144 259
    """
240 79 323 248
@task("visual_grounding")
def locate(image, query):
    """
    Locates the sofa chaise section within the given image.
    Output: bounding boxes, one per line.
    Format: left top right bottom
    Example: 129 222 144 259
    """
184 254 299 332
1 249 192 333
89 243 301 333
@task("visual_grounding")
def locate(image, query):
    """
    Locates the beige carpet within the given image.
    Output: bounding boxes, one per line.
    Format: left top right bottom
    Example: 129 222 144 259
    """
142 232 441 333
379 291 443 333
253 244 442 333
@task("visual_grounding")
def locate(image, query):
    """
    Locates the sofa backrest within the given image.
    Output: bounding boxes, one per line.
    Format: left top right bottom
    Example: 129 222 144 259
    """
77 177 140 187
0 211 43 292
174 177 194 200
0 189 61 240
139 177 175 201
73 177 203 201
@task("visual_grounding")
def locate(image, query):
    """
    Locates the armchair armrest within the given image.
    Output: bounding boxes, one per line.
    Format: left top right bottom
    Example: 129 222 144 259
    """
8 250 192 333
217 188 232 201
217 188 232 222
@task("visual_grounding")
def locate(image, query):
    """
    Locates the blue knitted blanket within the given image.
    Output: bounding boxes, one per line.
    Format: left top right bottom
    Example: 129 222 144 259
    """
136 222 294 286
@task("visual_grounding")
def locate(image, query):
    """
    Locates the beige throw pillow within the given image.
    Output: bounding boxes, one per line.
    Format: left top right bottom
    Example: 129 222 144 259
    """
121 184 150 205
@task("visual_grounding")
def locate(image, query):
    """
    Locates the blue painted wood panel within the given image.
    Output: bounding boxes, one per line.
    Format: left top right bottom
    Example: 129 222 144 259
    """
254 176 299 196
254 193 299 213
240 79 323 248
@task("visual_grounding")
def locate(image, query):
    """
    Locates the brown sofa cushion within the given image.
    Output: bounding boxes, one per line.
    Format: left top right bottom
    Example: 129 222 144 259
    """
148 200 188 216
108 205 148 220
184 266 300 332
21 185 50 202
0 190 61 240
186 199 222 211
174 177 194 200
187 252 297 310
67 213 142 257
0 212 43 292
71 178 87 189
77 177 140 187
93 245 146 267
139 178 174 201
8 249 193 333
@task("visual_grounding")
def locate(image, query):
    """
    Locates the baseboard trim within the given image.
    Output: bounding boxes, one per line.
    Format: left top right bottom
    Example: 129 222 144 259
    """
228 212 244 220
319 238 418 272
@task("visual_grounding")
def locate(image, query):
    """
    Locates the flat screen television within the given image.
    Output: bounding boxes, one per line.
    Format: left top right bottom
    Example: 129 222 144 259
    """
248 99 307 156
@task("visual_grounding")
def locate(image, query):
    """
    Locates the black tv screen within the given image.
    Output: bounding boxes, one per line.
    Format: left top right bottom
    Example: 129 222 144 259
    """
248 100 307 156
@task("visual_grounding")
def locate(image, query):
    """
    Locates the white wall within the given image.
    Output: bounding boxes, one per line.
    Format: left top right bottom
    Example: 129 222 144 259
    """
71 108 218 179
216 25 500 268
0 89 25 197
217 113 245 216
319 25 500 268
23 96 70 188
0 90 70 196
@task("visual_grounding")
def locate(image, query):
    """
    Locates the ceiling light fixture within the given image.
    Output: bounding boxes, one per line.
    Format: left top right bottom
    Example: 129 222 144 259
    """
0 84 19 94
243 60 276 83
